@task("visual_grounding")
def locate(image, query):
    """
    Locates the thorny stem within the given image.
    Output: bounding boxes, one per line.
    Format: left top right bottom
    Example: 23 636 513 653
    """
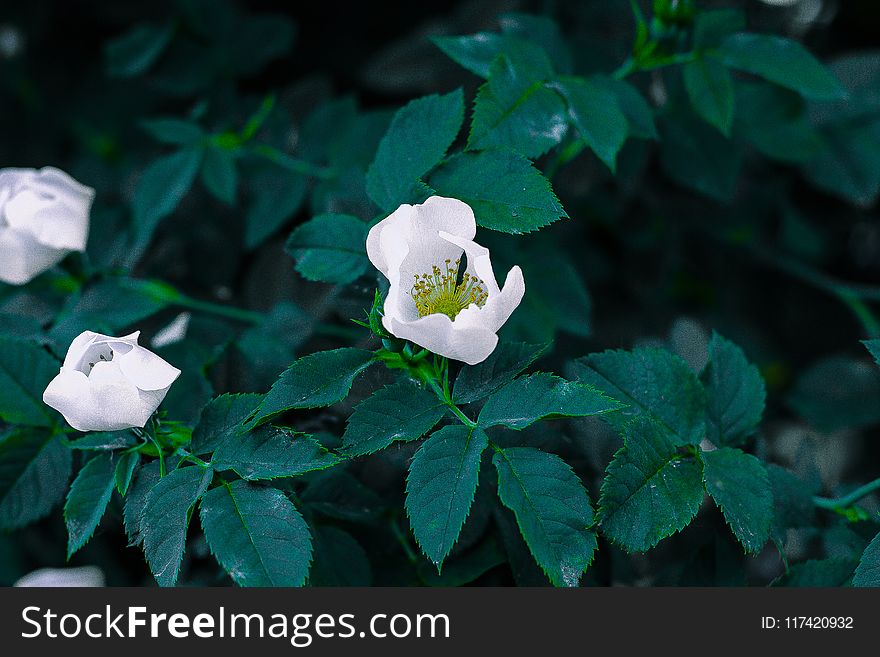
814 477 880 511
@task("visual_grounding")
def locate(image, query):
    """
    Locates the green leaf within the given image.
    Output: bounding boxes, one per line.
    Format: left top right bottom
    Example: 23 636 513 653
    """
692 9 746 49
553 77 628 171
493 446 597 587
659 111 742 201
105 22 173 78
366 90 464 211
341 379 447 457
123 460 161 545
245 167 307 249
250 348 375 426
212 427 339 480
191 393 262 455
0 336 60 427
140 118 205 145
48 277 174 348
140 466 212 587
865 339 880 366
701 447 773 554
132 147 204 255
309 526 372 586
853 531 880 587
406 425 488 566
200 480 312 587
285 213 369 284
684 56 735 136
431 32 508 78
467 52 567 159
778 558 857 587
430 150 567 233
67 431 138 451
498 13 572 74
701 333 766 447
801 118 880 206
453 341 548 404
201 145 237 204
64 453 116 558
0 428 71 530
767 464 816 538
570 347 706 446
591 76 657 140
598 416 705 552
717 32 845 101
115 451 140 496
478 373 623 430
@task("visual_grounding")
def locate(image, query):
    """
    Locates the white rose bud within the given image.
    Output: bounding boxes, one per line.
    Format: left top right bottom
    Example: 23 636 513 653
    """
366 196 525 365
43 330 181 432
0 166 94 285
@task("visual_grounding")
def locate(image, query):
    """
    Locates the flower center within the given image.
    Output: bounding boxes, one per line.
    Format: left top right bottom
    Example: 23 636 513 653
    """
411 258 488 320
77 346 114 376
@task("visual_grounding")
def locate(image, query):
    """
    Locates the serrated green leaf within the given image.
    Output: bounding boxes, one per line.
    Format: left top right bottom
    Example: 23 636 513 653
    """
430 150 567 233
245 166 307 249
212 427 339 480
570 347 706 445
123 460 161 545
285 213 369 284
251 348 375 426
431 32 506 78
717 32 845 101
366 90 464 211
132 147 204 256
599 417 705 552
201 145 237 204
778 558 857 587
341 379 447 457
115 451 140 496
309 526 372 586
701 447 772 554
200 480 312 586
684 56 735 136
853 531 880 586
478 373 623 430
406 425 488 566
191 393 262 455
493 446 597 587
701 332 766 447
140 466 213 587
553 77 628 171
65 453 116 558
453 341 548 404
105 22 173 78
498 13 571 74
140 118 205 145
0 428 71 530
0 336 60 427
467 51 567 159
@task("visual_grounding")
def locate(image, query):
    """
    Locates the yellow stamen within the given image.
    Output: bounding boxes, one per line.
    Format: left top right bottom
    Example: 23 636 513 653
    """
411 258 488 320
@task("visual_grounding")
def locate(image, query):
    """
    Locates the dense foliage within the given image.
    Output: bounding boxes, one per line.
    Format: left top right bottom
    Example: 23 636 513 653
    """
2 0 880 587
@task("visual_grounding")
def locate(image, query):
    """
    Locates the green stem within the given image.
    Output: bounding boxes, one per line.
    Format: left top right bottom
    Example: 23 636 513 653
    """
612 51 699 80
814 477 880 510
175 295 264 324
425 374 477 428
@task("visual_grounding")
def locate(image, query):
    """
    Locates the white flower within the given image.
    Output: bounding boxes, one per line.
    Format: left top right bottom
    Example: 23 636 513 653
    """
14 566 105 588
366 196 525 365
0 166 94 285
43 330 181 432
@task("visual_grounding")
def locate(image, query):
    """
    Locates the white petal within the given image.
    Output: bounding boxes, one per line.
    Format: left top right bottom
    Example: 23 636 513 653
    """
386 314 500 366
14 566 105 588
366 203 413 277
456 265 526 334
0 226 66 285
118 344 181 391
438 230 501 296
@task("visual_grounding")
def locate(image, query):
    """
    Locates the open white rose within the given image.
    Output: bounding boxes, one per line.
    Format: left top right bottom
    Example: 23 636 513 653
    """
43 330 181 432
366 196 525 365
0 166 94 285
